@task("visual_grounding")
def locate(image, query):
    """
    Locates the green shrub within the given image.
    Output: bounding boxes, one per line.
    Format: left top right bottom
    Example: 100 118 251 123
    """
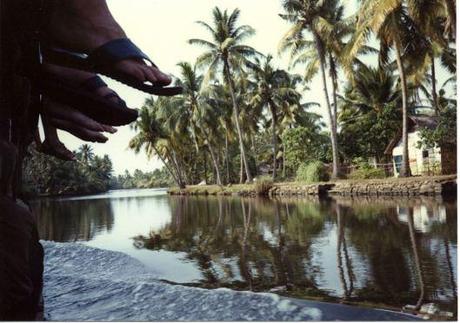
254 176 274 195
296 161 330 183
348 164 386 180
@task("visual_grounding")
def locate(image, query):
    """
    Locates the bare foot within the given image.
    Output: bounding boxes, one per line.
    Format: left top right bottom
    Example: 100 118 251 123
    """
45 0 172 86
37 64 119 157
43 63 121 103
43 97 117 144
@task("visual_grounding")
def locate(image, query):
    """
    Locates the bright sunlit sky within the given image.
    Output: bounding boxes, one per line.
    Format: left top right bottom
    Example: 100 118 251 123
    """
54 0 452 175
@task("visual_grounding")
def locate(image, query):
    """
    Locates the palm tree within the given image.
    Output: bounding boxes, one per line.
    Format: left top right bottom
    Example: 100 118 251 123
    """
347 1 431 177
189 7 258 183
129 99 186 188
205 83 236 184
279 0 352 179
173 62 223 185
247 55 302 179
339 65 402 162
78 144 94 164
407 0 456 115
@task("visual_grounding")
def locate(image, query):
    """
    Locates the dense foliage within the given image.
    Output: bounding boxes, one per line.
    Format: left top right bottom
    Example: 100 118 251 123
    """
23 144 113 196
129 2 456 187
282 127 331 177
296 161 330 183
418 92 457 150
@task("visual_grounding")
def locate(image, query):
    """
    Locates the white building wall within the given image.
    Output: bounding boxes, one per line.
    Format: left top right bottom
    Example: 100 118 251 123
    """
392 131 441 176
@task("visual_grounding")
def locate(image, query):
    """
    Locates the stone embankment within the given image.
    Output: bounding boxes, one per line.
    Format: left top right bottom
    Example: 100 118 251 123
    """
168 175 457 197
329 175 456 196
268 183 334 197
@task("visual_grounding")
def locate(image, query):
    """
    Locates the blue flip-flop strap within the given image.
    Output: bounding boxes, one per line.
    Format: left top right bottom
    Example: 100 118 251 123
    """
87 38 156 69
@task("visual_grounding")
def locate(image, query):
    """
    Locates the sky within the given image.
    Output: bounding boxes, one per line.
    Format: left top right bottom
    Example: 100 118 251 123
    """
53 0 453 175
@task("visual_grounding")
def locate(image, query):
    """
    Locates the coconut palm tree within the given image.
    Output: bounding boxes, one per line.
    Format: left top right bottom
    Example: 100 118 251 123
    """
339 65 403 162
189 7 259 183
129 99 186 188
347 1 432 177
171 62 223 185
408 0 456 115
247 55 302 179
279 0 352 179
205 83 236 184
78 144 94 164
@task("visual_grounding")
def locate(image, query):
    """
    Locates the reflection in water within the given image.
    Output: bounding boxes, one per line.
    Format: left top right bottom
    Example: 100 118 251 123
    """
336 204 354 300
33 198 115 242
34 191 457 314
132 196 457 312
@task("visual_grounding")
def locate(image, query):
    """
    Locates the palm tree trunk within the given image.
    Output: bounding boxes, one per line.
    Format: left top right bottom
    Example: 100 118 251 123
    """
152 145 180 188
251 135 258 177
208 144 222 185
202 127 222 185
282 144 286 178
203 150 208 185
239 153 245 184
394 41 411 177
316 41 339 179
225 134 230 184
224 60 253 183
329 56 341 178
431 57 440 115
169 148 187 187
269 101 277 180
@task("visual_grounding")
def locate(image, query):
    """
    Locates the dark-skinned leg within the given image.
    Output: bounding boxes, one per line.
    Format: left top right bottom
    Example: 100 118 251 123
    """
45 0 171 85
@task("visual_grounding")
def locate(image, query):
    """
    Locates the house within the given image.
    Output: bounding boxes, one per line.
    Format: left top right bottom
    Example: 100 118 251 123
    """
384 116 456 177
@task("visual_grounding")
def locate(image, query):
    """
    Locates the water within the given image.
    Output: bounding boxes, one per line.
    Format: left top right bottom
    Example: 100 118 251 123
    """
31 189 457 314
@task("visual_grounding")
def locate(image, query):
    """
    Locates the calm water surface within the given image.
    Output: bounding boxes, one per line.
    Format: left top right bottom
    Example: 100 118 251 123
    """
31 189 457 313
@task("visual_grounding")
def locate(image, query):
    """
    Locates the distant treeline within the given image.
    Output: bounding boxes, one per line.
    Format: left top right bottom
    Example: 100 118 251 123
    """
22 143 172 197
23 143 113 197
112 168 173 189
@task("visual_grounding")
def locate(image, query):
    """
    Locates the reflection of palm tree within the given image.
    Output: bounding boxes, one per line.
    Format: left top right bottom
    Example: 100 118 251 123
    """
239 199 253 290
133 197 325 297
336 204 354 299
443 238 457 301
407 208 425 310
274 201 295 288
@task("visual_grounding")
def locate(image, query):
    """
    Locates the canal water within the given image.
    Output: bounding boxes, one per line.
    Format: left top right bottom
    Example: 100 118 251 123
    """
31 189 457 314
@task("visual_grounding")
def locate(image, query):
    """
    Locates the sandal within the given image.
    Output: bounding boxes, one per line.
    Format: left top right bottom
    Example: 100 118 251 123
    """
34 71 138 126
42 38 183 96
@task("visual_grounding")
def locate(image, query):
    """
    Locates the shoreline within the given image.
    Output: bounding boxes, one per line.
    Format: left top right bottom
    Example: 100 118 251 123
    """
167 175 457 197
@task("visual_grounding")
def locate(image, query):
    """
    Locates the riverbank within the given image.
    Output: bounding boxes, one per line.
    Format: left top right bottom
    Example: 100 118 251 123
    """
167 175 457 197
